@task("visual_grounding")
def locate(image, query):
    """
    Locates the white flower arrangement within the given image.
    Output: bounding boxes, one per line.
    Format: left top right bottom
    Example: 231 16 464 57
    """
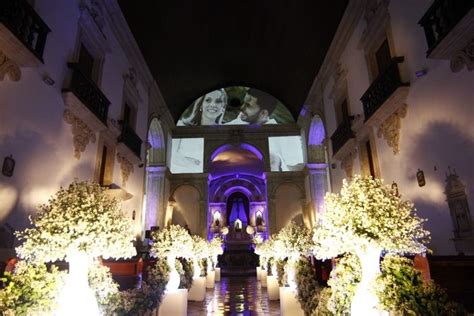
150 225 194 259
208 236 223 257
15 180 136 263
277 221 313 261
313 176 430 259
191 235 209 260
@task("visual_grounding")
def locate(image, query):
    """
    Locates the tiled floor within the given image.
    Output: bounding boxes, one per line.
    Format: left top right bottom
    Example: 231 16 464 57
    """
188 276 280 316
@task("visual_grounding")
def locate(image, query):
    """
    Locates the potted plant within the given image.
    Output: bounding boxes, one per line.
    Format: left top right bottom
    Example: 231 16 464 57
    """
313 176 430 315
15 180 136 315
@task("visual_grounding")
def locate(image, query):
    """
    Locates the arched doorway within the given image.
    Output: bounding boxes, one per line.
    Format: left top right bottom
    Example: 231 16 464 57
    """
226 191 250 228
208 143 265 275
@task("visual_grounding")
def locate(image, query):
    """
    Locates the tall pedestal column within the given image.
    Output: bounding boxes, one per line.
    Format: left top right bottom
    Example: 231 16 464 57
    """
306 163 329 222
145 165 166 229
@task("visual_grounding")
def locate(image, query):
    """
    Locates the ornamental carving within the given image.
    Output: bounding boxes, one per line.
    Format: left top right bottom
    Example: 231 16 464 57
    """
341 153 353 179
117 153 134 187
63 109 96 159
377 104 407 155
450 39 474 73
0 51 21 81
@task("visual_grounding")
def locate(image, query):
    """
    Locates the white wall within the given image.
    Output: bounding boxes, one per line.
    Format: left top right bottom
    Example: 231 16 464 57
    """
324 0 474 254
172 185 201 235
0 0 148 240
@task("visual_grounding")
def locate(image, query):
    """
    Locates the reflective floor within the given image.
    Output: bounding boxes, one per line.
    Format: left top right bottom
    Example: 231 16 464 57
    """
188 276 280 316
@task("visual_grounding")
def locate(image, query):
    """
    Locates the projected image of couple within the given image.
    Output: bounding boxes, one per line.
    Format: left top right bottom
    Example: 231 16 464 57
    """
177 88 277 126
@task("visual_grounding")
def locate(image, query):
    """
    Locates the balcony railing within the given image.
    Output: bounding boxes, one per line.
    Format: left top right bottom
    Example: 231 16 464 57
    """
330 120 354 156
119 125 142 159
419 0 473 56
64 63 110 124
0 0 50 62
361 57 408 121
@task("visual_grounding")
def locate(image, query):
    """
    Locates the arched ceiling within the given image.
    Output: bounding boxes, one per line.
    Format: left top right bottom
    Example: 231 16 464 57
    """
118 0 349 121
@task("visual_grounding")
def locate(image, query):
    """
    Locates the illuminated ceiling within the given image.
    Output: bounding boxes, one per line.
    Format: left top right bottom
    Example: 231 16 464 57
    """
118 0 349 121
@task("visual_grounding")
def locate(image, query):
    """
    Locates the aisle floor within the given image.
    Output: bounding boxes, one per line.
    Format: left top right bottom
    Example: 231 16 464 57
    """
188 276 280 315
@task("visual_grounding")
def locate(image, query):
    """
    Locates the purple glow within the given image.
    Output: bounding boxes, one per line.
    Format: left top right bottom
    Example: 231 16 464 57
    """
308 116 325 145
211 143 263 161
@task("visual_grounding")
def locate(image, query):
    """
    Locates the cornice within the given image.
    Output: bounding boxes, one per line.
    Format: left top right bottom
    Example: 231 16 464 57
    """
302 0 367 117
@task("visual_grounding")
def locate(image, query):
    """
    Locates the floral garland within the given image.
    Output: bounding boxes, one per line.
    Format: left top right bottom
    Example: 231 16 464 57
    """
313 176 430 259
150 225 194 259
15 180 136 263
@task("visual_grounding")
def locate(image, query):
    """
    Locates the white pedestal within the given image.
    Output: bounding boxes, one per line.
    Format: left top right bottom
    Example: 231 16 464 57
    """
256 267 261 280
158 289 187 316
267 275 280 300
279 287 304 316
188 277 206 301
215 267 221 282
261 270 267 288
206 270 215 288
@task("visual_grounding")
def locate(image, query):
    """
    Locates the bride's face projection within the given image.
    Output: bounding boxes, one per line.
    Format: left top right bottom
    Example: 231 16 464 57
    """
202 90 226 120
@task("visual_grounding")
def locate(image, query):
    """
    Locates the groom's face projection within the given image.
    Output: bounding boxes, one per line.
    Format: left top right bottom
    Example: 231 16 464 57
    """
240 95 262 123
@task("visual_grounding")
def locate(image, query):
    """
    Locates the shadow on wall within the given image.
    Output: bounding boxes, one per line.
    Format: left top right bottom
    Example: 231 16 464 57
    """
0 127 91 236
171 210 189 233
402 120 474 254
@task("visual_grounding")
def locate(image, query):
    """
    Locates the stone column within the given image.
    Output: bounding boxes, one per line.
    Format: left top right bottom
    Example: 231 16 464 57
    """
268 198 277 235
145 165 166 229
306 163 329 223
199 200 208 238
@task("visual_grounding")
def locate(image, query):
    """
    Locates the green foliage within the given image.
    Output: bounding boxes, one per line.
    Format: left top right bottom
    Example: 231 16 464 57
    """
0 261 65 315
376 255 467 315
312 287 333 316
276 258 288 287
177 258 194 290
200 258 208 277
88 264 121 315
326 254 361 316
117 258 170 316
295 257 321 316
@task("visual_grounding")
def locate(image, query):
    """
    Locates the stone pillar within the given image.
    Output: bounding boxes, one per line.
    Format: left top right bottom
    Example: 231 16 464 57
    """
199 200 207 238
145 165 166 230
306 163 329 223
268 198 277 235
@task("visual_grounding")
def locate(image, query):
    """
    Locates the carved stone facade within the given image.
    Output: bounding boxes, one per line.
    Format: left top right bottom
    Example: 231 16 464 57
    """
451 39 474 73
63 109 96 159
0 51 21 81
444 169 474 254
117 152 134 187
341 153 354 179
376 103 407 154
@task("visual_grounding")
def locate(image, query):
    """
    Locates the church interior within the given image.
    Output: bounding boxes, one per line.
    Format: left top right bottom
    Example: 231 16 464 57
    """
0 0 473 315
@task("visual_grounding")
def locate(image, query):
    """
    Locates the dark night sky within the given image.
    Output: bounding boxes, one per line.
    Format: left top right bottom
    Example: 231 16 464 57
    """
118 0 349 121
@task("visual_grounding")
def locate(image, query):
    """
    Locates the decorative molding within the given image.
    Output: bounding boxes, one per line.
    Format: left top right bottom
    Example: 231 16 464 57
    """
329 63 348 104
63 109 96 159
0 50 21 81
450 39 474 73
117 152 134 187
123 67 143 104
358 0 390 51
79 0 110 58
376 103 407 154
341 153 354 179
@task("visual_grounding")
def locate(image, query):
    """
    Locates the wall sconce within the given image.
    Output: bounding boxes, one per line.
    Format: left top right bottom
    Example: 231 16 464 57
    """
416 169 426 187
391 181 399 196
2 155 15 177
